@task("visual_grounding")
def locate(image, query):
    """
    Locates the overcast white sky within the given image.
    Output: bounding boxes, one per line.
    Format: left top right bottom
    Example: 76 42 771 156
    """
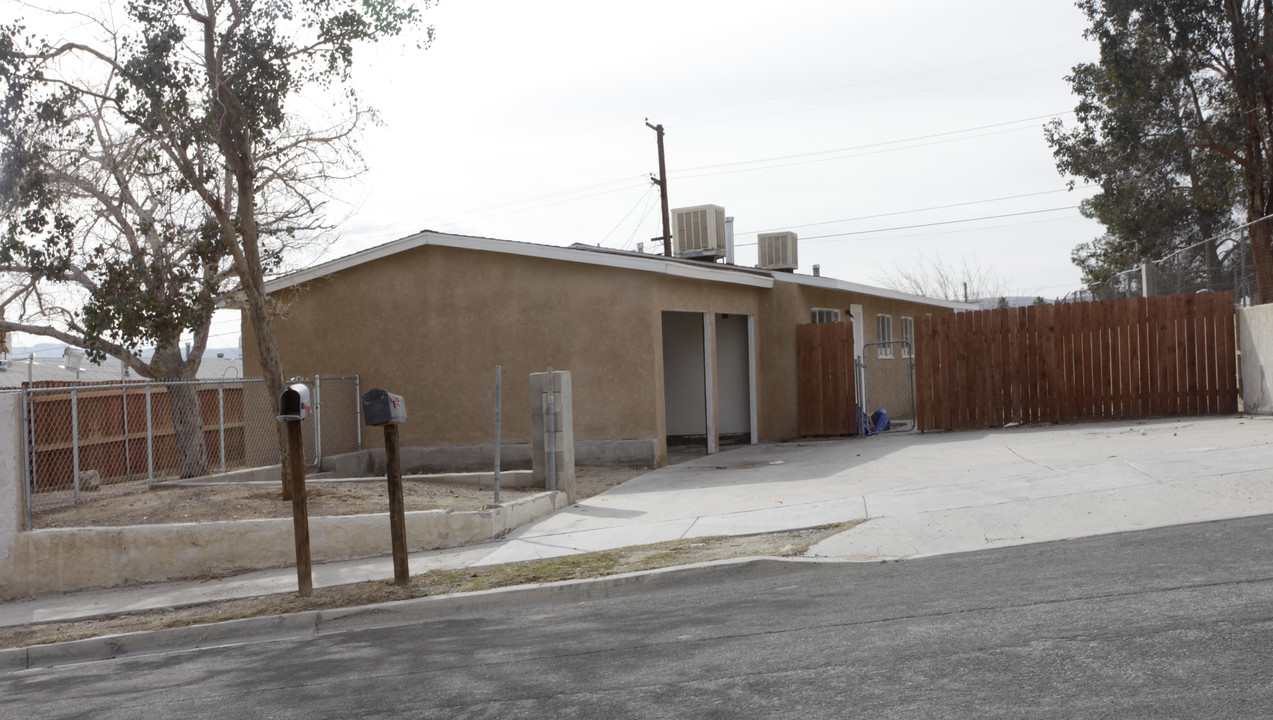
329 0 1103 288
11 0 1107 354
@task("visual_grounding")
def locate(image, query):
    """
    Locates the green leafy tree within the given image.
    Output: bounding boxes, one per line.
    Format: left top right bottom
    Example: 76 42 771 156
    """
1 2 431 485
1046 0 1273 303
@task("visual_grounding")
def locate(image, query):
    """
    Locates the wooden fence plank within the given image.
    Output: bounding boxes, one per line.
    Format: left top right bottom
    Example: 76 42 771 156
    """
1145 297 1155 417
1118 297 1135 419
1219 291 1238 413
1182 294 1195 415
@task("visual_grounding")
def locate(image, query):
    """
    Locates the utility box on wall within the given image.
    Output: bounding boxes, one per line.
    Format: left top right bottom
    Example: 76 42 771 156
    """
530 370 575 503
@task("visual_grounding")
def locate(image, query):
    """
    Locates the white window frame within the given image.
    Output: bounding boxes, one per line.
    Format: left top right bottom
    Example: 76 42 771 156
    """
811 308 841 324
876 314 894 359
900 316 914 358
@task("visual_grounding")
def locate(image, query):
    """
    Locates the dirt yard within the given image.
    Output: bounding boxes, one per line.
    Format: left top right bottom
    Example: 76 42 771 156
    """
33 466 649 528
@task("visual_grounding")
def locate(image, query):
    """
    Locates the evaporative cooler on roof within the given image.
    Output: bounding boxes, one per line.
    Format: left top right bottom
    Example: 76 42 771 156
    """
672 205 727 258
757 232 798 271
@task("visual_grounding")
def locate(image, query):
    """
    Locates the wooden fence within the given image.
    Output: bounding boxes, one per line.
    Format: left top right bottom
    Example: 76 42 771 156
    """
797 321 859 436
914 292 1237 431
24 381 255 491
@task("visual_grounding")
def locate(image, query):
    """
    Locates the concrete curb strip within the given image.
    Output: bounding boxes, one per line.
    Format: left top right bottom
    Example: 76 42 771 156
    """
0 555 841 673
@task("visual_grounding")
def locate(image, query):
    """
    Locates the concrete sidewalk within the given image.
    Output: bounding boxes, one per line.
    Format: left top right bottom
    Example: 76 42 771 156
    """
4 415 1272 629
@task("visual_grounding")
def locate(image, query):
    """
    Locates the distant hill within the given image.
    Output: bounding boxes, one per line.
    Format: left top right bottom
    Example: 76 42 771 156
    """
6 342 240 361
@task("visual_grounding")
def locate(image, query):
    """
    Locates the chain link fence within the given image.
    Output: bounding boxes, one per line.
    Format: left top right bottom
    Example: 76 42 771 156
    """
16 374 360 528
1074 215 1273 305
857 340 916 433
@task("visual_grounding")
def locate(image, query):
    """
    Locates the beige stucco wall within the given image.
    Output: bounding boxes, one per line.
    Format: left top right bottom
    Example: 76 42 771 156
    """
1239 304 1273 414
246 244 960 461
249 245 664 459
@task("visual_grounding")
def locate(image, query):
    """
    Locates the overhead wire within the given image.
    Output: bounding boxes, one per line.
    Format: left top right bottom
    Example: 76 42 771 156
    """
733 206 1083 247
600 184 656 248
736 186 1098 236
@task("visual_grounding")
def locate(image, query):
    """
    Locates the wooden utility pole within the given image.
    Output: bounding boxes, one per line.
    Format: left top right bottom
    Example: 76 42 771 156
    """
646 120 672 257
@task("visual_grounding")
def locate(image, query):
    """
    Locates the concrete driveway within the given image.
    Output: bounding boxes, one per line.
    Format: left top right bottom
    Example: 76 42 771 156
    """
478 415 1273 564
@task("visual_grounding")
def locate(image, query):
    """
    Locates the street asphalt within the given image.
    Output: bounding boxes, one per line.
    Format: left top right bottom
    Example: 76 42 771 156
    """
5 514 1272 717
2 414 1272 672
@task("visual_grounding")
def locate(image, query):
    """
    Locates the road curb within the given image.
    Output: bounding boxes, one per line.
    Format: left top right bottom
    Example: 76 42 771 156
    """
1 555 845 673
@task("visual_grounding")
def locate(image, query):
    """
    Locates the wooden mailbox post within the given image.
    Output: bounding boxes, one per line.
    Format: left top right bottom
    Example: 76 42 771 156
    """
363 388 409 585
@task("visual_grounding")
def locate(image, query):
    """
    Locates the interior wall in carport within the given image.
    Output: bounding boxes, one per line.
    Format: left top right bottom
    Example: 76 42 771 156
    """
661 311 707 437
715 313 752 436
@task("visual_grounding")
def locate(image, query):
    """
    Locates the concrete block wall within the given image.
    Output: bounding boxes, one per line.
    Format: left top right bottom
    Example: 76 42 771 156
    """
1239 304 1273 414
530 371 576 503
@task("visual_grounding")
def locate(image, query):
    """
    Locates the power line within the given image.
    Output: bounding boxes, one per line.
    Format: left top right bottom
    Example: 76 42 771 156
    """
676 65 1075 130
734 206 1082 246
737 186 1098 236
678 112 1073 175
676 122 1052 181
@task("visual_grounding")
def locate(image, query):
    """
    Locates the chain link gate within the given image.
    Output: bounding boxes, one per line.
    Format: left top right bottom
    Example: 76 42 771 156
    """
19 375 362 528
856 340 916 433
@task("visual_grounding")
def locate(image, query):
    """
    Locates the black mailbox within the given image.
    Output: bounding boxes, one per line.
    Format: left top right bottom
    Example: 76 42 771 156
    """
363 388 407 426
277 383 312 421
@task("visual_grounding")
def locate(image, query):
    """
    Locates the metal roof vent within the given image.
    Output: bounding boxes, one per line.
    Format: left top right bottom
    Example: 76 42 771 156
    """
757 231 798 271
672 204 727 260
62 347 84 371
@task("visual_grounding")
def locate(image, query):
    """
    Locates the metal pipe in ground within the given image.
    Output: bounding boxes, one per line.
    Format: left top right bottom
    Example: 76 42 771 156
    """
493 365 502 505
71 388 80 502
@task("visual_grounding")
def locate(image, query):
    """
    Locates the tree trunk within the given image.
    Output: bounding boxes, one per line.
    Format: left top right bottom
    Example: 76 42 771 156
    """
1250 213 1273 304
152 344 209 479
166 381 209 478
241 285 294 497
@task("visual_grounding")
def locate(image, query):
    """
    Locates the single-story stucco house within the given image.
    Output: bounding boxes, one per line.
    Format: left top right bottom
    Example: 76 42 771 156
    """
241 222 971 468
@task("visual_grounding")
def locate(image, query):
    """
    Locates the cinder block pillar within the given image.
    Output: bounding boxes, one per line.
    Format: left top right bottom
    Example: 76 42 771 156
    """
530 371 575 503
1 392 24 561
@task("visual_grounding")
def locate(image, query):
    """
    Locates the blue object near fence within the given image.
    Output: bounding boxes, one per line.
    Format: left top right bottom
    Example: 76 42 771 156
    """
871 409 890 432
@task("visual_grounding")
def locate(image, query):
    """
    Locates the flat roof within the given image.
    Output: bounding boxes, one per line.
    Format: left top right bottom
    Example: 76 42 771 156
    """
263 231 776 293
261 230 976 311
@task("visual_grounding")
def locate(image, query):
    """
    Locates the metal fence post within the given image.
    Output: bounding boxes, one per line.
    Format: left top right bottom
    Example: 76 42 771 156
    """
145 383 154 489
122 368 131 482
71 387 80 502
494 365 502 505
354 374 362 451
218 381 227 475
313 375 323 466
22 388 33 531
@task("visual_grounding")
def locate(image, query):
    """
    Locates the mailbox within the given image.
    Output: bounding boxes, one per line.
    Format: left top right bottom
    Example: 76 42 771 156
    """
277 383 312 421
363 388 406 426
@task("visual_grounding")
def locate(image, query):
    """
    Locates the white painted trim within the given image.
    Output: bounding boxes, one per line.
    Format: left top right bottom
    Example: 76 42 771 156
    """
263 231 775 294
747 314 758 445
703 313 717 455
772 272 977 311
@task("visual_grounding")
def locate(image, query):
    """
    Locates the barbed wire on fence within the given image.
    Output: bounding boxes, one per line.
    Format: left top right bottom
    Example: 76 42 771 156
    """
19 375 361 528
1071 215 1273 305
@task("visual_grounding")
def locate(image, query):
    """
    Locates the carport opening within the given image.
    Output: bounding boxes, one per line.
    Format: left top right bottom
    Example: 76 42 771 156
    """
662 311 708 456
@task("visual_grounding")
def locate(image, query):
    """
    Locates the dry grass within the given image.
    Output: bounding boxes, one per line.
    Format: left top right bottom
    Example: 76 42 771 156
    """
0 521 862 650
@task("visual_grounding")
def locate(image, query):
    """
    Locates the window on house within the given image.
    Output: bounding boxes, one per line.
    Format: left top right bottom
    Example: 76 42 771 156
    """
901 316 914 358
811 308 841 324
876 314 894 358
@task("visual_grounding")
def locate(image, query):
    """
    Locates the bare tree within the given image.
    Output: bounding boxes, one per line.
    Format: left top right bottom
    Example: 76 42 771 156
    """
1 2 431 489
874 252 1008 303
